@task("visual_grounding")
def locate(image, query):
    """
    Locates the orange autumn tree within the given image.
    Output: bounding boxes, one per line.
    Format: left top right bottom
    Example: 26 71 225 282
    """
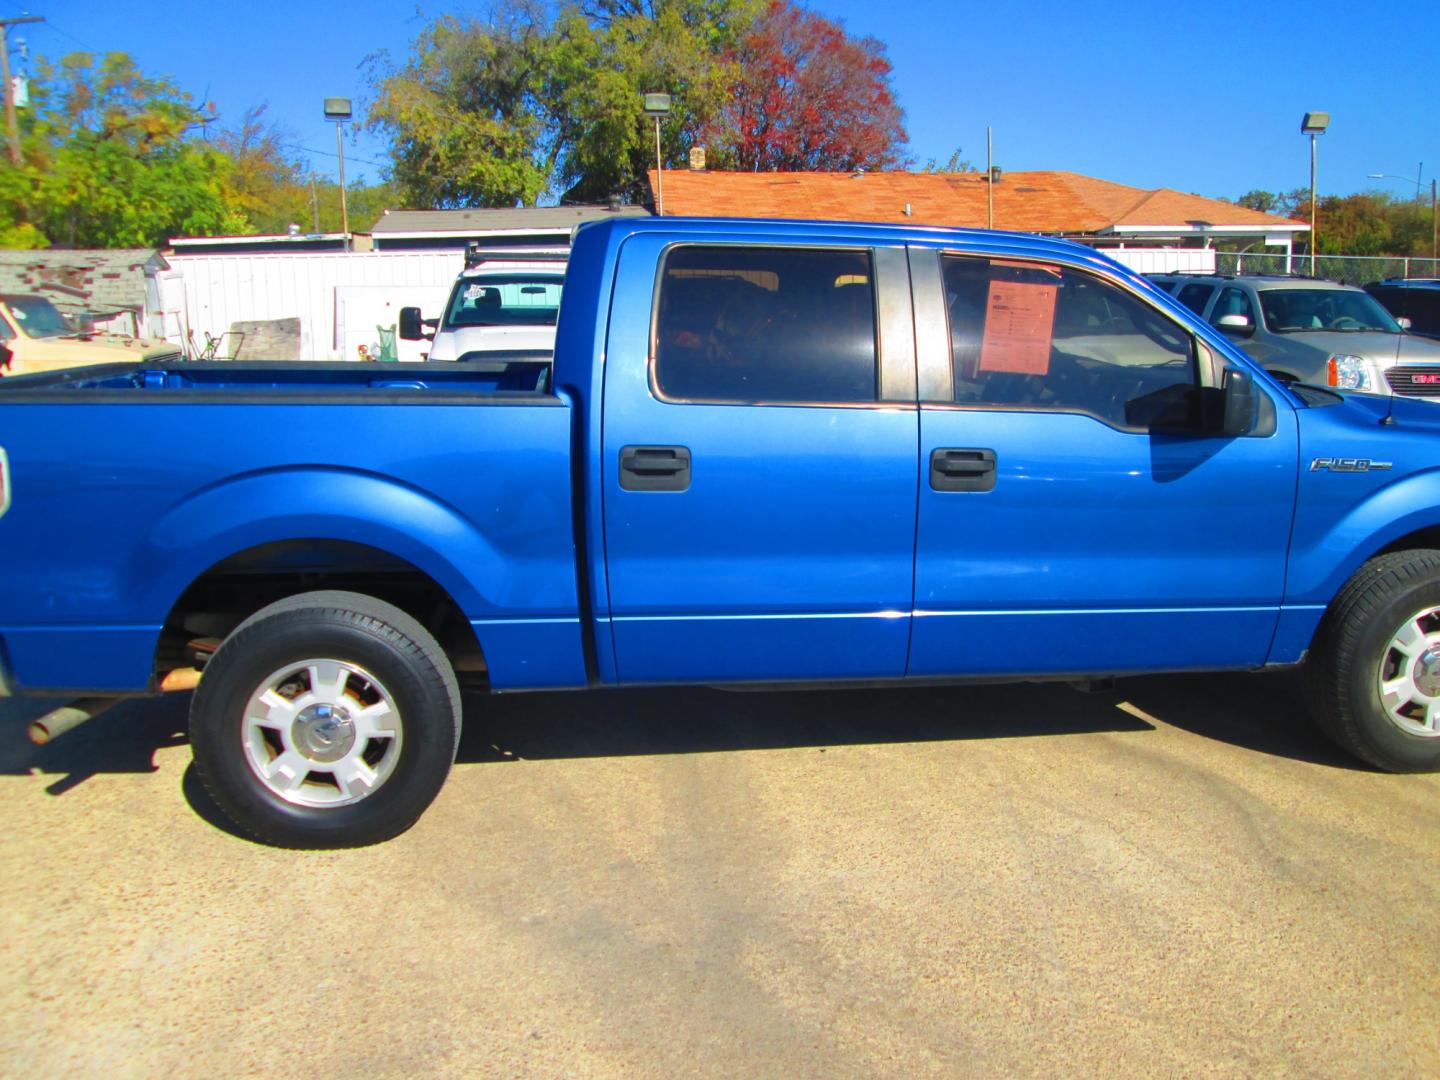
703 1 907 172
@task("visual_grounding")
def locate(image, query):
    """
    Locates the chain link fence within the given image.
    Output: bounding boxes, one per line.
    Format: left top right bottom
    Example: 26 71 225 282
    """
1214 252 1440 286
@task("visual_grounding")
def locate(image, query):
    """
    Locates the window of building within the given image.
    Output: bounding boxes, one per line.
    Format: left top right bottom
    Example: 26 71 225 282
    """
654 245 878 404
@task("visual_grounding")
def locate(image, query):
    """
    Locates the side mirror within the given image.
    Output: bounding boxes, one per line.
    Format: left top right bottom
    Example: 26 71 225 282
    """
399 306 428 341
1215 313 1254 337
1397 316 1413 331
1220 366 1257 437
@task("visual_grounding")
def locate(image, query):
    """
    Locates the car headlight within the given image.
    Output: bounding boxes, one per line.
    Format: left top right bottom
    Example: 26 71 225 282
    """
1327 353 1377 391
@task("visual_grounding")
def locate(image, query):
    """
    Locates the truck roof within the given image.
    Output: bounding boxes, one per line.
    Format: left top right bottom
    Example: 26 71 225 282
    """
571 215 1151 280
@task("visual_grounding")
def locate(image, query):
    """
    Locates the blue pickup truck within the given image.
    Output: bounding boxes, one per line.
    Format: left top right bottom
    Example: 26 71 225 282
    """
3 217 1440 846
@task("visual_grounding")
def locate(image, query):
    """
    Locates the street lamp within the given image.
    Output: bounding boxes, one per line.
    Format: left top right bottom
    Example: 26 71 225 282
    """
1368 168 1438 264
324 97 353 242
1301 111 1329 276
642 92 671 216
1367 167 1423 200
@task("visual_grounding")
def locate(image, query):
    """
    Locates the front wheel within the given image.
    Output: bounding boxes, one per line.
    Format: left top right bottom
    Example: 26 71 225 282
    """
190 590 462 847
1306 550 1440 772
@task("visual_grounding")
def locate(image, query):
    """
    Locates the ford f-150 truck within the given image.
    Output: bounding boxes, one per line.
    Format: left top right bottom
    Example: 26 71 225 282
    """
3 217 1440 848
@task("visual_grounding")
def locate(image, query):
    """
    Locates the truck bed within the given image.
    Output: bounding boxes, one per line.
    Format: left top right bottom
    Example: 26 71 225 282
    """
0 357 585 694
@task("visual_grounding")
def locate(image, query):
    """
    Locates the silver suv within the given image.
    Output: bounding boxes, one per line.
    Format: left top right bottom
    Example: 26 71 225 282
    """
1149 274 1440 399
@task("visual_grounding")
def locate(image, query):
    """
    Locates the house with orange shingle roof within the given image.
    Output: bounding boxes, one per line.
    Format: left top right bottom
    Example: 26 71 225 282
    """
645 168 1308 267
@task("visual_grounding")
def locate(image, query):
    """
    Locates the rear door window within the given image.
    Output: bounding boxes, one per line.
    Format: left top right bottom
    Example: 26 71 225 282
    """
1177 282 1217 315
654 245 878 404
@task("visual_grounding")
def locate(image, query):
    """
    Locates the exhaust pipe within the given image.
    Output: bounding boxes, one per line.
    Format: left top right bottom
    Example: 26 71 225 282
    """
27 697 120 746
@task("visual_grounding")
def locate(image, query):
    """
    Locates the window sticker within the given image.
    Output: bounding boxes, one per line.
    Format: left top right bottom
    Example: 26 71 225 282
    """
464 284 487 300
978 278 1059 376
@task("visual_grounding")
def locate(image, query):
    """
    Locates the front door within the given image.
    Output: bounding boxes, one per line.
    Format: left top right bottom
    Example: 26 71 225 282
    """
908 248 1298 678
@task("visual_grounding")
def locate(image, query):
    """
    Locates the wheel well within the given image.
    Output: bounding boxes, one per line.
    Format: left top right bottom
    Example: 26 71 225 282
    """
1375 526 1440 561
155 540 486 682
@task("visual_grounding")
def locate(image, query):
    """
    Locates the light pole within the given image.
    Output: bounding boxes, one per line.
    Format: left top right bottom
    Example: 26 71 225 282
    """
1301 112 1329 276
324 97 352 243
642 92 671 216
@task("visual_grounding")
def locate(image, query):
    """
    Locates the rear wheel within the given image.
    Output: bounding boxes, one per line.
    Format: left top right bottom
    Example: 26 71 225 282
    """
1306 550 1440 772
190 590 461 847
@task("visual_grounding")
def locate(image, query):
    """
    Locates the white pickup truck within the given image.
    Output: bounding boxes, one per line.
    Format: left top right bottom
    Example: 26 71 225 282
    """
399 249 566 361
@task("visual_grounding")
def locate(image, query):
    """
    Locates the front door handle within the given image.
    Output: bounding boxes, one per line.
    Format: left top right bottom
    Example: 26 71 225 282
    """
930 448 996 492
620 445 691 491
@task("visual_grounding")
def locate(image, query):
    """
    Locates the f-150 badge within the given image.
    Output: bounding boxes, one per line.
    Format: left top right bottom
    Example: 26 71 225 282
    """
1310 457 1393 473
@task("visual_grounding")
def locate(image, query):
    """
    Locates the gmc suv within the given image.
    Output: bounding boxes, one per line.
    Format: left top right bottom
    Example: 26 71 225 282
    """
1149 273 1440 399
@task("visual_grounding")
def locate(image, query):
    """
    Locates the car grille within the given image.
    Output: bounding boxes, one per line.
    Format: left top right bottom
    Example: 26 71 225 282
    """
1385 366 1440 396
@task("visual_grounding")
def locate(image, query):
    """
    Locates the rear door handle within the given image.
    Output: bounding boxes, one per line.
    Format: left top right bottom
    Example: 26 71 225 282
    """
620 445 691 491
930 448 996 492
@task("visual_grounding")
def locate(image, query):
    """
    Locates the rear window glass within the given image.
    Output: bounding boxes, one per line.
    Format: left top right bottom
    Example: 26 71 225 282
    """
654 245 878 404
443 274 564 328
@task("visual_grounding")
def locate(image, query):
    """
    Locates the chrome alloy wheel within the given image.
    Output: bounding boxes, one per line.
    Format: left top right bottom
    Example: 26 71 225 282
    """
241 659 404 807
1378 607 1440 738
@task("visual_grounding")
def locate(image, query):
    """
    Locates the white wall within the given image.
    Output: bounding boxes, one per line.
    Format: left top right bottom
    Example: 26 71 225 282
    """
1101 248 1217 275
165 251 465 360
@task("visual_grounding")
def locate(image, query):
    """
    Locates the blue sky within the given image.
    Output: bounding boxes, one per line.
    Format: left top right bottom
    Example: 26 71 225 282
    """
21 0 1438 203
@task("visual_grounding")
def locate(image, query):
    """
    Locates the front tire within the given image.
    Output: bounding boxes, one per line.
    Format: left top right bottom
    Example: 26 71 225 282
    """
1306 550 1440 772
190 590 462 847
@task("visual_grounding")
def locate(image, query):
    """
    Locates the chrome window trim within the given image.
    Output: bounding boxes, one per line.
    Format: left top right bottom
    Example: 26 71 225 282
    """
646 241 917 410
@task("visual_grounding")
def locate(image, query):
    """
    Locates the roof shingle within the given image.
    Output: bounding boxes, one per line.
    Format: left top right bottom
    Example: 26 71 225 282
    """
646 169 1303 234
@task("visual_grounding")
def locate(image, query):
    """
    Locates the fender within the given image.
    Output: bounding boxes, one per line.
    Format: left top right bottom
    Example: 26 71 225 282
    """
128 464 582 620
81 465 585 693
1287 466 1440 605
1268 467 1440 664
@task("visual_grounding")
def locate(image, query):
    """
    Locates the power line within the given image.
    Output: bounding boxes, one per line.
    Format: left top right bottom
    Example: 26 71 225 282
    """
35 20 94 52
286 142 387 169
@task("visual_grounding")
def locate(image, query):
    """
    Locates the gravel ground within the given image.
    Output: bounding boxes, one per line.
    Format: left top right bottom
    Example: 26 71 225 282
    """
1 671 1436 1078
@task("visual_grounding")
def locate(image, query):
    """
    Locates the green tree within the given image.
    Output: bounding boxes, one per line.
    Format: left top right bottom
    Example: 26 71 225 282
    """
366 0 763 207
212 105 399 235
0 51 246 248
366 10 556 208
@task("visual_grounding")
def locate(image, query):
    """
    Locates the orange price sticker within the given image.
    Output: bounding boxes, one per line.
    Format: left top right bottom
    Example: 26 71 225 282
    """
978 279 1058 376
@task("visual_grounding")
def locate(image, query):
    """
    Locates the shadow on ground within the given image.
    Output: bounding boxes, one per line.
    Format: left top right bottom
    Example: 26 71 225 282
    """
0 668 1366 811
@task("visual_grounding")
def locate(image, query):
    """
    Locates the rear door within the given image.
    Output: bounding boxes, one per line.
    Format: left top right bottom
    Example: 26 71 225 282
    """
907 248 1297 678
600 232 920 683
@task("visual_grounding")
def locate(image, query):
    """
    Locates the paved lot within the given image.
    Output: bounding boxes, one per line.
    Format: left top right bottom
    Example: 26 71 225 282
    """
1 671 1436 1078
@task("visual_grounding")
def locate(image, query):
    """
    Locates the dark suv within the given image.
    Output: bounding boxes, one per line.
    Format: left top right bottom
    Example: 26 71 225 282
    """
1365 279 1440 340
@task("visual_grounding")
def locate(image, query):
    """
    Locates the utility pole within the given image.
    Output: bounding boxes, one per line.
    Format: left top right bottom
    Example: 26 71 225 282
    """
1432 178 1437 264
986 126 993 229
309 173 320 234
0 15 43 167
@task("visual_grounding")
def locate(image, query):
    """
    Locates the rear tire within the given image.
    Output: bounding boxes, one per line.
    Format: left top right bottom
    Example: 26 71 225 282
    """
189 590 461 847
1306 550 1440 772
